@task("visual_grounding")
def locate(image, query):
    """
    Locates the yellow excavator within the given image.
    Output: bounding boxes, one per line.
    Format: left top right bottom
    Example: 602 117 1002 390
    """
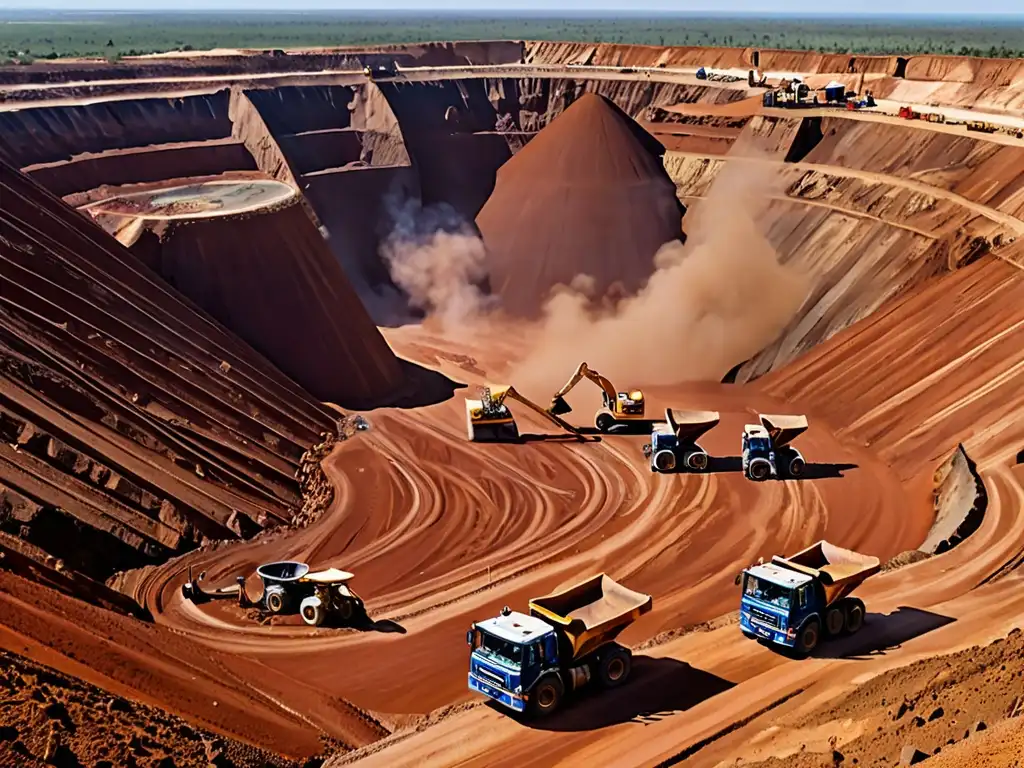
547 362 646 433
466 385 584 442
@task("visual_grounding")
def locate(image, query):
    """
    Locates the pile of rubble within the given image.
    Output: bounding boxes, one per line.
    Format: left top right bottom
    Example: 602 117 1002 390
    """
292 415 370 528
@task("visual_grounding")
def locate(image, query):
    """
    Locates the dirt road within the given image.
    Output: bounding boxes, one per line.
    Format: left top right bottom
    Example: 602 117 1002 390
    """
121 322 924 760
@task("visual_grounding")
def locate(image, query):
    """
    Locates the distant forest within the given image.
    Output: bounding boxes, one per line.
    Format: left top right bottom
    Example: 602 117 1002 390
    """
2 12 1024 62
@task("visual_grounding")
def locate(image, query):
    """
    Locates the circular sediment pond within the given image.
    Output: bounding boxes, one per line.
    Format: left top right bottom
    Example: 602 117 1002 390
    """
82 179 296 221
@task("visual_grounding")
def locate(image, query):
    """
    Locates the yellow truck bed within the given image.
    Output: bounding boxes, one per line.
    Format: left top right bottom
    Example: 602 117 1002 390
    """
772 540 880 606
759 413 808 448
529 573 652 660
665 409 720 443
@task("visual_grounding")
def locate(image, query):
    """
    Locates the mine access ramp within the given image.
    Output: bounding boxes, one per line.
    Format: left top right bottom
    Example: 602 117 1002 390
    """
739 540 879 655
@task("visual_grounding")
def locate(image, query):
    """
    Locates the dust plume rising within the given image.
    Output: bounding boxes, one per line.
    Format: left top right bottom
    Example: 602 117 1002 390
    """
511 155 810 393
379 194 494 330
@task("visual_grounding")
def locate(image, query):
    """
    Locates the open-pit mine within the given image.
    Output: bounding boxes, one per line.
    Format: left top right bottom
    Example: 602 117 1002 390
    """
2 39 1024 768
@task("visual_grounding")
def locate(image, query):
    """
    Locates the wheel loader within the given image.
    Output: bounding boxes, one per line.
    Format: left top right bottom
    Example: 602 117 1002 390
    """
465 385 583 442
547 362 647 433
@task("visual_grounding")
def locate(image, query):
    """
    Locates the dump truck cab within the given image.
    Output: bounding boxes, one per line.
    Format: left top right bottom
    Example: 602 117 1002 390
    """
467 609 557 714
738 541 878 656
467 574 652 718
738 562 815 648
742 424 776 479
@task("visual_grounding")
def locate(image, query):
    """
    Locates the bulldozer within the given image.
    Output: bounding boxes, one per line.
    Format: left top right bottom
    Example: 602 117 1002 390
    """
465 385 583 442
547 362 646 433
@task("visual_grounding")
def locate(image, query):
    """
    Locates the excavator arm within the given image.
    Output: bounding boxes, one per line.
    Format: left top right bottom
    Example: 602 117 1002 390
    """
549 362 619 416
495 386 583 438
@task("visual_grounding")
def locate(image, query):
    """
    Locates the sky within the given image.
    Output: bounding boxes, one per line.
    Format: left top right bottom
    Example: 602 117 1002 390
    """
2 1 1022 14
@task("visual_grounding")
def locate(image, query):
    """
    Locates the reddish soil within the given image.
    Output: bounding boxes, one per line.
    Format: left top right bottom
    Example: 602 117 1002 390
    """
3 39 1024 768
0 646 304 768
476 92 684 316
115 192 407 406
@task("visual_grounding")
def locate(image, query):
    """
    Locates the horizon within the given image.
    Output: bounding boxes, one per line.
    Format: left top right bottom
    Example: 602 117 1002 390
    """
3 5 1024 18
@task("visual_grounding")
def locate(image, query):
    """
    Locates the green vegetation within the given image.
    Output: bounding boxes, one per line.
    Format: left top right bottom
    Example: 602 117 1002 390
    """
1 12 1024 62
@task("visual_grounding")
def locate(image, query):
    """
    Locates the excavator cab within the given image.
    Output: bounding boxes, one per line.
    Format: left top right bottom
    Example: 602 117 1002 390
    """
615 390 645 416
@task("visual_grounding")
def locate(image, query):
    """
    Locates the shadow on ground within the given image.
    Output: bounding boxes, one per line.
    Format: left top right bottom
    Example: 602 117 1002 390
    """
385 359 466 409
700 457 857 480
812 607 956 660
518 433 602 444
351 616 408 634
575 421 655 437
510 656 734 732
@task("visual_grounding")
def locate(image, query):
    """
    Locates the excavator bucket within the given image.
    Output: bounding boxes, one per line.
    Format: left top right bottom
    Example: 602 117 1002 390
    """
665 409 720 444
549 395 573 416
759 413 808 448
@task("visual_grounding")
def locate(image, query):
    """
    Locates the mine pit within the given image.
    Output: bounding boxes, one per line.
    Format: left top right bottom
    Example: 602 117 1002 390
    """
2 38 1024 768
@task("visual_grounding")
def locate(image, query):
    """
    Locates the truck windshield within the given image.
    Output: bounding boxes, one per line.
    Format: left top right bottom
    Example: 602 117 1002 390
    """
476 631 523 669
744 575 792 609
749 437 771 452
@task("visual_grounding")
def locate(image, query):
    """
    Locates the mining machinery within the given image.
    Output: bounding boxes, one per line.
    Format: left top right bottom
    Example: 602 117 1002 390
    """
547 362 646 433
466 385 583 442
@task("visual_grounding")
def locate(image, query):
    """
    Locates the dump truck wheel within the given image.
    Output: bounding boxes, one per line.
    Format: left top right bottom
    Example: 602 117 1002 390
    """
748 460 771 481
529 675 564 718
788 457 806 478
653 450 676 473
796 619 820 656
336 598 356 623
598 646 632 688
595 413 615 433
266 589 287 614
301 600 324 627
825 606 845 636
844 599 865 634
688 451 708 471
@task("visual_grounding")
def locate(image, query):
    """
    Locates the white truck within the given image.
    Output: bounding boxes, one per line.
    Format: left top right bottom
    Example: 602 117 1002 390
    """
742 414 808 481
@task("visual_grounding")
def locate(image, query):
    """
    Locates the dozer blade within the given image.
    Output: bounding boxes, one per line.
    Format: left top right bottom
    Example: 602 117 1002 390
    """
549 395 573 416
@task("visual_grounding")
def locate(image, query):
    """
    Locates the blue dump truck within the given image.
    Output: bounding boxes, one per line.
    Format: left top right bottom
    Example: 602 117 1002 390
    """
467 574 652 718
642 408 720 473
742 413 809 481
737 541 880 656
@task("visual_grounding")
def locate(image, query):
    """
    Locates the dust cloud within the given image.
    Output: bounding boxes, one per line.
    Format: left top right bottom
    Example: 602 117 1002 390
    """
378 194 494 330
510 155 811 394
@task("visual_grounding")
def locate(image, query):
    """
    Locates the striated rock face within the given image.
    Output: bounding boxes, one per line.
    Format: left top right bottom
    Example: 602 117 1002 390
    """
91 186 408 407
0 156 341 579
476 92 685 317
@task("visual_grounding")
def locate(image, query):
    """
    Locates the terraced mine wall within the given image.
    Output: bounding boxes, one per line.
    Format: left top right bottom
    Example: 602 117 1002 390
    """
0 157 340 579
0 40 525 86
0 91 234 166
304 165 420 301
137 198 407 406
25 140 257 198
